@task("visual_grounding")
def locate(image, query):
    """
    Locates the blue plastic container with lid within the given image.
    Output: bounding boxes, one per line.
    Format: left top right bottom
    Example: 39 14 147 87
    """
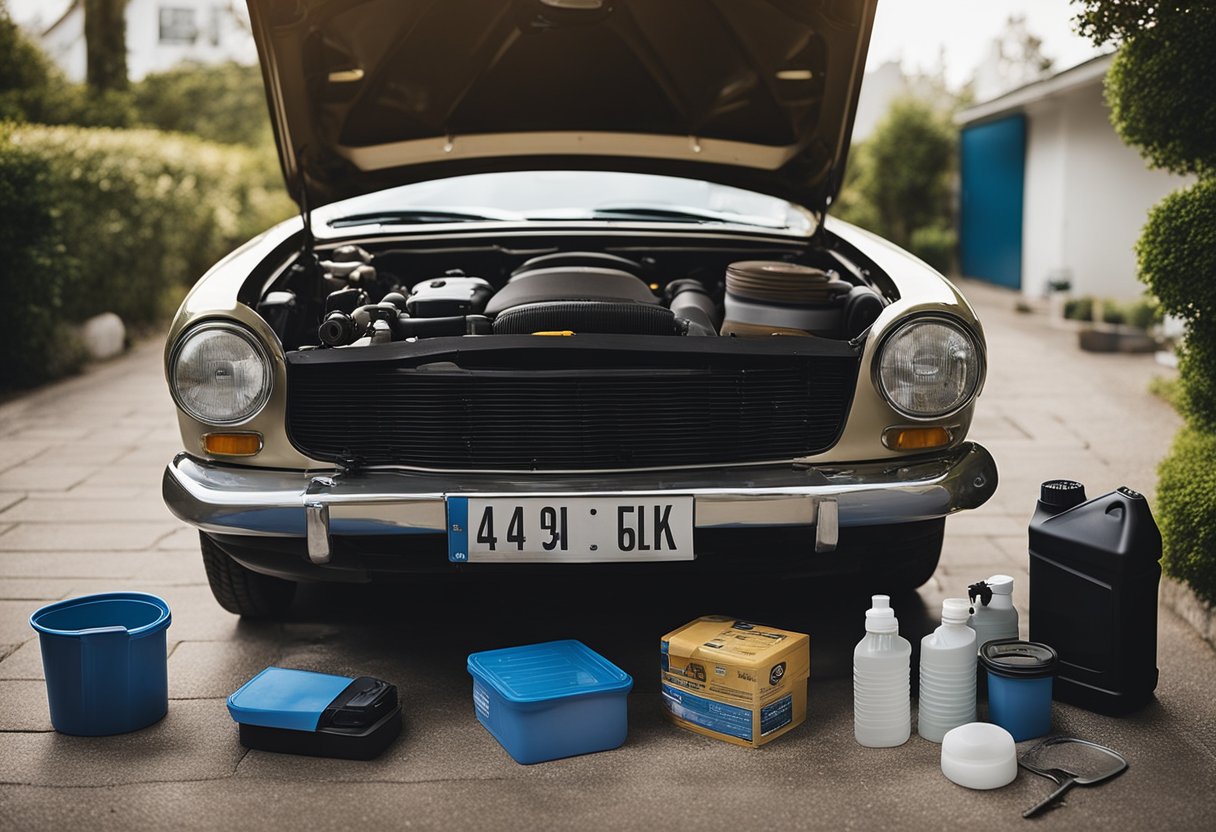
29 592 171 736
981 639 1059 742
467 639 633 764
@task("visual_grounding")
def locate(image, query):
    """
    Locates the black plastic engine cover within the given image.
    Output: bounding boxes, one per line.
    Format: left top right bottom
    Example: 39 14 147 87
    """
484 267 659 316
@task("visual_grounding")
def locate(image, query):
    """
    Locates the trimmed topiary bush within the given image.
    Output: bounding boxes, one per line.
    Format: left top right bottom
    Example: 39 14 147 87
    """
1105 8 1216 177
1137 178 1216 428
1157 426 1216 605
1136 178 1216 323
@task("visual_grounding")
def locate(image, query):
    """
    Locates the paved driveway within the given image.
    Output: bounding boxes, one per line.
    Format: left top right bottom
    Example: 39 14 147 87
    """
1 280 1213 831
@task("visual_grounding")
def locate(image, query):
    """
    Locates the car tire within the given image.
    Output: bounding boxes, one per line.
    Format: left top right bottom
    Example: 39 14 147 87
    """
852 517 946 592
199 532 297 618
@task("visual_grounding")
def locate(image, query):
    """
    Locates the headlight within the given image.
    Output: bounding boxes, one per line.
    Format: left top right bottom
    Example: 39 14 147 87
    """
170 323 272 424
876 316 982 418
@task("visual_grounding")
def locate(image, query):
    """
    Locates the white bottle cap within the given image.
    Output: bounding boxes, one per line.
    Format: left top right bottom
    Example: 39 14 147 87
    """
942 598 971 624
865 595 899 633
985 575 1014 595
941 723 1017 790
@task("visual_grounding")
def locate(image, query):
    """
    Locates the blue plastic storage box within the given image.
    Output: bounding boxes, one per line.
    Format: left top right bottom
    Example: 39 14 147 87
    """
467 640 633 764
227 667 402 760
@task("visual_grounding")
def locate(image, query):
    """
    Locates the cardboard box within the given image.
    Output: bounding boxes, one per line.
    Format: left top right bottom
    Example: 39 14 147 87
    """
660 615 810 748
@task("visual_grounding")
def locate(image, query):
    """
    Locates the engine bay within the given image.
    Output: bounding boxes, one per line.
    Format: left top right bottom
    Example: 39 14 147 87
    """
255 239 889 352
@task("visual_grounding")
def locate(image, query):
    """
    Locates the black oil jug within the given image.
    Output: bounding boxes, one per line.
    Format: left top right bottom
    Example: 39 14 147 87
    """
1028 480 1162 716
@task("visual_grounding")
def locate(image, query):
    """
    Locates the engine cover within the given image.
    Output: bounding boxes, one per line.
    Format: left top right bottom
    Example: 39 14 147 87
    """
484 267 659 316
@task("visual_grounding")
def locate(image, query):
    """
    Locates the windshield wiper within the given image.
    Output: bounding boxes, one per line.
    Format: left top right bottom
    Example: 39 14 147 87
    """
328 208 519 228
586 203 787 228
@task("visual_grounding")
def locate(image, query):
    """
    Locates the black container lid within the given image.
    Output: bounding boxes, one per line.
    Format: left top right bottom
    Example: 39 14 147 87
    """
1039 480 1087 511
980 639 1059 679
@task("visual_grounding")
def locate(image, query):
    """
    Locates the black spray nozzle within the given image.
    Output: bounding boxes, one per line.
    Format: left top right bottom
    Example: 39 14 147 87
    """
968 581 993 608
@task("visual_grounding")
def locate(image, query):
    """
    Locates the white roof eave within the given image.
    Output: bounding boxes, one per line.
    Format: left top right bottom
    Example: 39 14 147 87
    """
955 52 1115 127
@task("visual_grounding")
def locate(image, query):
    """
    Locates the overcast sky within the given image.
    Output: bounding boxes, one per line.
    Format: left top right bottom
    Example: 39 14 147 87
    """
866 0 1103 86
11 0 1103 89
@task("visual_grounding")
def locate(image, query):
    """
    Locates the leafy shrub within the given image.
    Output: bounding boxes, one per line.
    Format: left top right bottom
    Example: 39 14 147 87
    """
836 98 955 249
0 3 133 128
0 124 295 388
1124 298 1162 331
1063 296 1095 321
1100 299 1126 325
1137 179 1216 427
132 62 274 148
1136 178 1216 324
1105 8 1216 176
908 224 956 274
1157 426 1216 604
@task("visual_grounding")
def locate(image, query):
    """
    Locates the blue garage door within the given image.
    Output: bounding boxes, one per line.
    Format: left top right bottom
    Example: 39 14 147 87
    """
960 115 1026 289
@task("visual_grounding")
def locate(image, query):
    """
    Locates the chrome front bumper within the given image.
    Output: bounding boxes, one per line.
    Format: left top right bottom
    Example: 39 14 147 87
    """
163 443 997 563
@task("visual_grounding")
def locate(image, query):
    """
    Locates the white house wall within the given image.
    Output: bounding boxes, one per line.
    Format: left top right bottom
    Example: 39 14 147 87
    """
39 0 256 83
1021 102 1067 297
1021 81 1191 299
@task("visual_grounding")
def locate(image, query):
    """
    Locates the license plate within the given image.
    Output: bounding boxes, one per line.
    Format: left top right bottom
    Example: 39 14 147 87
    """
446 495 695 563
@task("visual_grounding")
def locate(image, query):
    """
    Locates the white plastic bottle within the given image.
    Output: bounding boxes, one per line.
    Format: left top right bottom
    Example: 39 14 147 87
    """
918 598 978 743
853 595 912 747
967 574 1019 652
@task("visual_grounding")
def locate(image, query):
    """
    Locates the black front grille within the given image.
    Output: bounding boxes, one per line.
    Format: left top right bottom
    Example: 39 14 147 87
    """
286 338 859 470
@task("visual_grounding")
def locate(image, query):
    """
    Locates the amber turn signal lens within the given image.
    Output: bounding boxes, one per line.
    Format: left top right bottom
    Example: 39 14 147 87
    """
203 432 263 456
884 426 952 451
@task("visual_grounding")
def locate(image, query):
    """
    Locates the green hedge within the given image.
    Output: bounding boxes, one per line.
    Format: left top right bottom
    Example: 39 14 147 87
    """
1106 8 1216 177
1137 178 1216 429
1157 426 1216 604
0 124 294 388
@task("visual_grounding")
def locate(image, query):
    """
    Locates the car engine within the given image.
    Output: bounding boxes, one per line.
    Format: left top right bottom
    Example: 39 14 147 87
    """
256 246 886 351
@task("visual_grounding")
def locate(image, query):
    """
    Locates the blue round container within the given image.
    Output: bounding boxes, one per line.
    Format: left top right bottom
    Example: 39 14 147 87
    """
980 639 1058 742
30 592 171 736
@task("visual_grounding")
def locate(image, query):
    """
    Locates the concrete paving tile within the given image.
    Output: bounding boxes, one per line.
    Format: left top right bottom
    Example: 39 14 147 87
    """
167 639 284 700
0 602 37 644
155 527 200 550
25 444 133 467
64 485 159 500
0 680 53 731
0 496 174 524
74 465 166 490
4 427 93 443
0 522 181 552
0 640 45 680
0 465 96 492
0 579 72 601
0 699 244 786
0 550 177 580
0 442 49 473
942 512 1026 537
149 585 246 642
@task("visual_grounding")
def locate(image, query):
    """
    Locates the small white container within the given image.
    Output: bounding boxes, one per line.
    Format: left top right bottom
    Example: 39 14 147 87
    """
853 595 911 748
918 598 977 743
968 574 1019 652
940 722 1018 790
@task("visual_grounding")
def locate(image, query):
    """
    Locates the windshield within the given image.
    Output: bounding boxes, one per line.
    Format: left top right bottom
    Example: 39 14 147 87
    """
316 171 814 233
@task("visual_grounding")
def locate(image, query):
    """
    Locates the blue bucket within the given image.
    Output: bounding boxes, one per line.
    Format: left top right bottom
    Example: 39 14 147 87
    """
30 592 172 736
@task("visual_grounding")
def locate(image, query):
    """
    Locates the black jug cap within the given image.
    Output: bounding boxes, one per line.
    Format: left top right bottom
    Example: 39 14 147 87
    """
980 639 1059 679
1040 480 1087 511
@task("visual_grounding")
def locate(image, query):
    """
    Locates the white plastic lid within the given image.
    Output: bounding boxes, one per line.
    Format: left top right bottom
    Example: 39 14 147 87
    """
985 575 1014 595
942 598 971 624
940 723 1017 790
865 595 898 633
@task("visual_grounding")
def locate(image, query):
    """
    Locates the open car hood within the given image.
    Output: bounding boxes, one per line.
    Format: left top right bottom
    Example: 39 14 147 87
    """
248 0 877 215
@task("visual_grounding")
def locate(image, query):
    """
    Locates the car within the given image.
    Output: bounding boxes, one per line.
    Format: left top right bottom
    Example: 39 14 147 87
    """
162 0 997 617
